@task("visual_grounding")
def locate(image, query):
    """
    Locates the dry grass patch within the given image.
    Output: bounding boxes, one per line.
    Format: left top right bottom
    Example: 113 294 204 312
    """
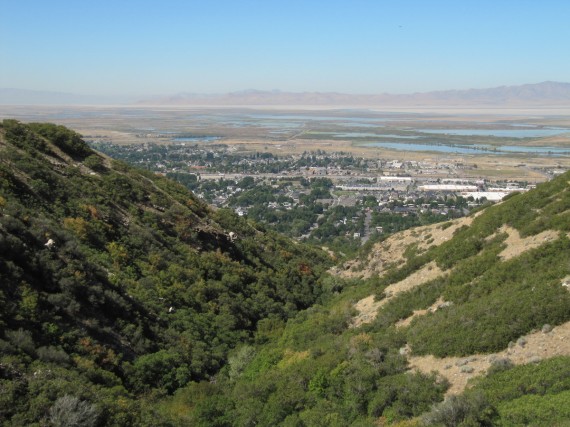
335 216 476 280
395 297 446 328
408 321 570 396
350 295 383 328
350 262 445 328
498 225 559 261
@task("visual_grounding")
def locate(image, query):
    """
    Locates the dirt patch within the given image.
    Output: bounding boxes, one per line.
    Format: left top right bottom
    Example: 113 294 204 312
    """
384 261 444 297
408 321 570 396
334 215 477 280
350 262 445 328
396 297 445 328
498 225 559 260
350 295 383 328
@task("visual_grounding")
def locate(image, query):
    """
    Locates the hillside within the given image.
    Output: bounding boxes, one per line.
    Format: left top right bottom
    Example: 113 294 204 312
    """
0 120 332 425
178 170 570 426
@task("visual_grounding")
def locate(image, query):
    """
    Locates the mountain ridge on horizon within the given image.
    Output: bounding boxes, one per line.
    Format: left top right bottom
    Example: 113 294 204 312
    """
142 81 570 107
1 81 570 107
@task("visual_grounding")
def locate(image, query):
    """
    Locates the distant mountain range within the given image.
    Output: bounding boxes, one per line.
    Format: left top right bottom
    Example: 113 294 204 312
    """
140 81 570 107
2 81 570 106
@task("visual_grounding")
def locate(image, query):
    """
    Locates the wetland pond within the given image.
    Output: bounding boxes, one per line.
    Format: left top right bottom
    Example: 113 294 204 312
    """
364 141 570 156
173 136 222 142
417 128 569 138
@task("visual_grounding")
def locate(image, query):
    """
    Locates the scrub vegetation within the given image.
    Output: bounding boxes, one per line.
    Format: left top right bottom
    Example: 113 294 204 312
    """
1 120 570 425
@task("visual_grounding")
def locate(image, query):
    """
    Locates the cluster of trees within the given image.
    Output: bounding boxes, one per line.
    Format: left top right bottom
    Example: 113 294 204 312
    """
91 141 364 175
0 121 332 425
157 286 449 425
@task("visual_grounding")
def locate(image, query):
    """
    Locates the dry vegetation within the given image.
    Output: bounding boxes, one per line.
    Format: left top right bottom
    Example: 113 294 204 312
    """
410 319 570 396
337 214 477 280
497 225 559 260
350 261 445 328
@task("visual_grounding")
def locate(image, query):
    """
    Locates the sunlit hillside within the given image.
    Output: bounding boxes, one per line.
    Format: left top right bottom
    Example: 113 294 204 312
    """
176 168 570 426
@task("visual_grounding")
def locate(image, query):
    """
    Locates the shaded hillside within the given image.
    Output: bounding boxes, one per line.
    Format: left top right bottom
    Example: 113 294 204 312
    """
178 170 570 426
0 120 331 425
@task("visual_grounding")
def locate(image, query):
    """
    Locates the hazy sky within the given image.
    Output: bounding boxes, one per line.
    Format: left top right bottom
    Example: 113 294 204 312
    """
1 0 569 96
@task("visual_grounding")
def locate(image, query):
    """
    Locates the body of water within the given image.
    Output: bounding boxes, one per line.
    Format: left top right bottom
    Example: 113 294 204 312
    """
335 132 420 139
366 142 491 154
498 145 570 155
364 142 570 156
417 128 569 138
173 136 222 142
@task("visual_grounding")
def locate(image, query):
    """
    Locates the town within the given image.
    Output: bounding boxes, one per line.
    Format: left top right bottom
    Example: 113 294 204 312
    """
89 139 563 256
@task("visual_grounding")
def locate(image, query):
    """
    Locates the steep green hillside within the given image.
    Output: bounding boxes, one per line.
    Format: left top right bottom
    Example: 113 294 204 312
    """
0 120 331 426
177 169 570 426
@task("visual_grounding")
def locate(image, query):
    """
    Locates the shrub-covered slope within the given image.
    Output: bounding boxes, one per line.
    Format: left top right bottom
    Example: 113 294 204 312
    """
0 120 331 425
3 119 570 426
179 169 570 426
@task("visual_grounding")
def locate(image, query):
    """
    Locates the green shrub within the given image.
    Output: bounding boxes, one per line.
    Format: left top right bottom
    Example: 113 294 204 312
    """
37 346 70 365
28 123 92 159
497 390 570 426
421 392 497 426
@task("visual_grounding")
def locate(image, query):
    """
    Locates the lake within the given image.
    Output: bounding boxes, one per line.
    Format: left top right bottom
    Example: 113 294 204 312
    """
334 132 420 139
173 136 222 142
364 142 570 156
417 128 569 138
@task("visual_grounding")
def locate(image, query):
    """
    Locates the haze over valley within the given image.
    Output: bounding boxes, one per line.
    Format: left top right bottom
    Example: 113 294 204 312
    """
3 81 570 107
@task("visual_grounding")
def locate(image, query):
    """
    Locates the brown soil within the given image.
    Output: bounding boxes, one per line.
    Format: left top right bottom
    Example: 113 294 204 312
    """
497 225 559 260
350 261 445 328
335 215 477 280
350 295 383 328
409 319 570 396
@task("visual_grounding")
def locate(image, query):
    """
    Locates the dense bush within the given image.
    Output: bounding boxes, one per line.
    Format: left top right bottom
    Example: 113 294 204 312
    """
0 121 332 424
28 122 92 159
407 236 570 356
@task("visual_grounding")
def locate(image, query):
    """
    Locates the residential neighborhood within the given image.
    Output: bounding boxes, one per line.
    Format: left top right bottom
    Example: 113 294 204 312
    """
90 140 562 254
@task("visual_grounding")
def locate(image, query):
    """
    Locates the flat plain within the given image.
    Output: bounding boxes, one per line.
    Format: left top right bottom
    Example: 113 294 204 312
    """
1 105 569 182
